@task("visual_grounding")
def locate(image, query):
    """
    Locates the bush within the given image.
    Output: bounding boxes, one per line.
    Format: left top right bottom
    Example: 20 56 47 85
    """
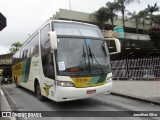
148 26 160 51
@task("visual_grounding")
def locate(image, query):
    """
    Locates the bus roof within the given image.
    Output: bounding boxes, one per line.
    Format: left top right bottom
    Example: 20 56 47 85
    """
13 20 99 56
50 20 97 27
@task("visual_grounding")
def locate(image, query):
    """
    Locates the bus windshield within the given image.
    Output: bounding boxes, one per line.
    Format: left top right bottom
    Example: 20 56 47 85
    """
56 37 111 76
53 21 104 38
53 21 111 76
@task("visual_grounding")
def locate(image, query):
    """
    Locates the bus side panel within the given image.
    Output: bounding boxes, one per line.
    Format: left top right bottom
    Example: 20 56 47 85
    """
22 58 31 83
28 55 42 92
12 62 23 84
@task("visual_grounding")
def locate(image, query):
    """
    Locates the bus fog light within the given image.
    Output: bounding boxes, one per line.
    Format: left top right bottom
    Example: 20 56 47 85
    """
105 77 112 83
57 81 74 87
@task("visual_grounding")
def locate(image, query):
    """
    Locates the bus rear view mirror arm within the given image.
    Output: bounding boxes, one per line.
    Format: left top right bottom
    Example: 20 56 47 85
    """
105 38 121 55
48 31 57 50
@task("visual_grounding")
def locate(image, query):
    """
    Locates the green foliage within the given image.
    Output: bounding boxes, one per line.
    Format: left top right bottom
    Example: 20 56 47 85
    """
148 26 160 51
153 14 160 24
114 0 140 31
106 1 117 29
127 10 149 33
128 11 140 33
92 7 109 29
146 3 160 27
146 2 159 14
9 42 22 53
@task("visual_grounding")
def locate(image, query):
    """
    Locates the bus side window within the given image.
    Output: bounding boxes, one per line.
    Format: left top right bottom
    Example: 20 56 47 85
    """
41 24 55 80
31 34 39 56
43 53 55 79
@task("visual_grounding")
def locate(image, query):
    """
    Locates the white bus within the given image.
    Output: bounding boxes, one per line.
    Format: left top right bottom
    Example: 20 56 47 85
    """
12 20 120 102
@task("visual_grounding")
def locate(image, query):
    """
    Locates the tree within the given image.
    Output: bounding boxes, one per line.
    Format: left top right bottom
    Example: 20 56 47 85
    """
114 0 140 32
92 7 109 30
106 1 117 29
148 26 160 52
128 11 140 33
146 3 160 27
138 10 149 34
128 10 148 34
9 42 22 53
152 14 160 26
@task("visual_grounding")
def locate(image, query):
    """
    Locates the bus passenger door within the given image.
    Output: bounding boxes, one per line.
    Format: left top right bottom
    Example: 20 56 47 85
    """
41 53 56 99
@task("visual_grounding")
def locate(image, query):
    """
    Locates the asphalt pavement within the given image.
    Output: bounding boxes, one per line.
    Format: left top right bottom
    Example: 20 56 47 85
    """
1 80 160 119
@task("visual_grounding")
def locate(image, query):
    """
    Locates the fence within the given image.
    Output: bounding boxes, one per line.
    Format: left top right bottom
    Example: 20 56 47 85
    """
111 56 160 80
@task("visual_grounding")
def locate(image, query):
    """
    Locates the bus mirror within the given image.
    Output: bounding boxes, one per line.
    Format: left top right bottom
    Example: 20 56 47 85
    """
105 38 121 55
49 31 57 50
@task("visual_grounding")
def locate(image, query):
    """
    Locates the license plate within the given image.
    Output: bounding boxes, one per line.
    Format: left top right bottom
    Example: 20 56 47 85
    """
86 90 96 94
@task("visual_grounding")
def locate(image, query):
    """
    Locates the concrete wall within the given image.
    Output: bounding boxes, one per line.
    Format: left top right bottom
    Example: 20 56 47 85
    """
54 9 151 30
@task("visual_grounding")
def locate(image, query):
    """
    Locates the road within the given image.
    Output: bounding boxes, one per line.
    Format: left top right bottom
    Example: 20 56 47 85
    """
1 84 160 120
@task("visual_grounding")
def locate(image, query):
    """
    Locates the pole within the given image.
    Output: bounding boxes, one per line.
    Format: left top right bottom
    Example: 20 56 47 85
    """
69 0 72 21
69 0 71 11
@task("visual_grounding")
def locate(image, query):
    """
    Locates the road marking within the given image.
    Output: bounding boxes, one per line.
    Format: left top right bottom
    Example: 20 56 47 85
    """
2 87 17 105
1 89 4 95
1 86 29 120
1 88 16 120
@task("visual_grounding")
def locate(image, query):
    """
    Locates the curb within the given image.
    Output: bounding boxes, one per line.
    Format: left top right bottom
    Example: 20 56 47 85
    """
1 88 16 120
110 92 160 105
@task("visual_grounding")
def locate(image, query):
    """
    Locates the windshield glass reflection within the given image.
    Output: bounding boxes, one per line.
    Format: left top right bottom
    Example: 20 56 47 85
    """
56 37 111 76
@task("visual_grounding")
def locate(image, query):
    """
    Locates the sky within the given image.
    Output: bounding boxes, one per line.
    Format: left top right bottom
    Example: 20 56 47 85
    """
0 0 159 54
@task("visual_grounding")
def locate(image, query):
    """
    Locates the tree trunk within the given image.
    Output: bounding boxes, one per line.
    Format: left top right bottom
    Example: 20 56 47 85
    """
136 18 138 34
122 10 125 32
143 20 145 34
111 18 114 30
150 13 153 27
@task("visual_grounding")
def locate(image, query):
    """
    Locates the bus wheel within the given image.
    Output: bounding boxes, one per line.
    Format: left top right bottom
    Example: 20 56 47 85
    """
36 82 45 101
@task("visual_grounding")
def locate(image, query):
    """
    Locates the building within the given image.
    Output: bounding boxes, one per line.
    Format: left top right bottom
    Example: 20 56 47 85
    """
52 9 160 80
53 9 151 34
52 9 159 56
0 53 13 77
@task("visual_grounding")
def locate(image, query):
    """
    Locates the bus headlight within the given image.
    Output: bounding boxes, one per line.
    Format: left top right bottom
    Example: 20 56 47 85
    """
105 77 112 83
57 81 74 87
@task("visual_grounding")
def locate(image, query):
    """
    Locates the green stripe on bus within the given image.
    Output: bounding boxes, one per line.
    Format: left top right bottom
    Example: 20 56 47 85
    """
22 58 31 83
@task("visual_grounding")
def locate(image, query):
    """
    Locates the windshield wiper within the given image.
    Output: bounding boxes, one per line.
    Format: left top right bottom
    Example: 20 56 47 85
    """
78 45 87 71
82 45 87 65
87 45 105 74
101 41 108 57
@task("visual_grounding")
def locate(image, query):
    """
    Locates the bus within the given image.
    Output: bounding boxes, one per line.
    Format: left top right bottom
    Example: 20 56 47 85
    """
12 20 120 102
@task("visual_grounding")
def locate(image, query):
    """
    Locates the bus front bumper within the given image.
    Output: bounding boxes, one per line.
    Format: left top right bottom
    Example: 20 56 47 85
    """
54 82 112 102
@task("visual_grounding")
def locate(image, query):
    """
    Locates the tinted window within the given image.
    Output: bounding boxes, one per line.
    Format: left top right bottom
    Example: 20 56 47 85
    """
31 33 39 56
13 51 21 64
41 24 55 79
26 41 31 57
41 25 50 56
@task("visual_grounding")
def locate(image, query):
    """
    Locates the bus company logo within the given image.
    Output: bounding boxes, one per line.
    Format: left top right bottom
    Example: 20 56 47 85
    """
2 112 11 117
43 83 52 96
32 60 39 66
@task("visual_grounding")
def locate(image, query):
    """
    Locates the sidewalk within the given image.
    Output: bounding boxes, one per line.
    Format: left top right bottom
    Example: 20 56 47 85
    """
111 80 160 105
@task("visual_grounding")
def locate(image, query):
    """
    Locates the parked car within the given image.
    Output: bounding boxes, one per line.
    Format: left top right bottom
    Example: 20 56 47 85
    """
1 76 12 85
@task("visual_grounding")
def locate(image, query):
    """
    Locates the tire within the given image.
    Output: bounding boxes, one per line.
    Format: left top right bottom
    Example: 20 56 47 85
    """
36 82 45 101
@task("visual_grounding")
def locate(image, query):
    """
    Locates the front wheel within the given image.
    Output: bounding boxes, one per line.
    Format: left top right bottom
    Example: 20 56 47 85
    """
36 82 45 101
